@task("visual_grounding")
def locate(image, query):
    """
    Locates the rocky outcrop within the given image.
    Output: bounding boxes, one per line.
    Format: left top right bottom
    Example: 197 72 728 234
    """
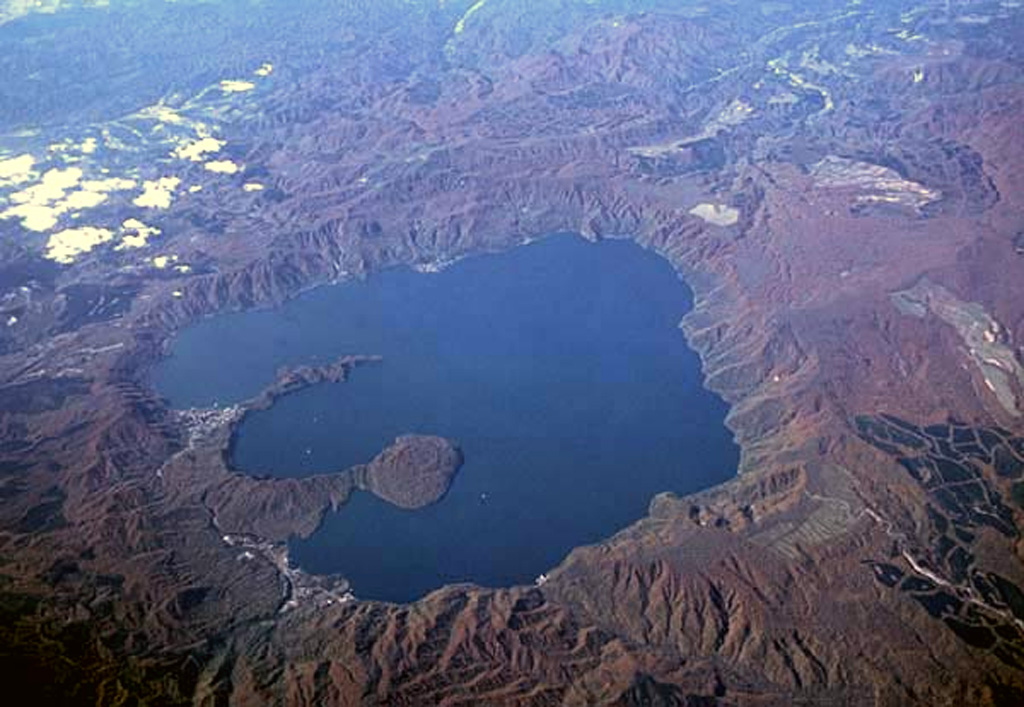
247 355 383 412
193 435 462 541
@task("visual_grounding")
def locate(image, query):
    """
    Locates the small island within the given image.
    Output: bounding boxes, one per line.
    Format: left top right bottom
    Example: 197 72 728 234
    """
164 355 464 542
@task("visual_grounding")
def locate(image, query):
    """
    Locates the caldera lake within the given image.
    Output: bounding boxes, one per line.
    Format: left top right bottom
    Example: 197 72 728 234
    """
154 234 738 603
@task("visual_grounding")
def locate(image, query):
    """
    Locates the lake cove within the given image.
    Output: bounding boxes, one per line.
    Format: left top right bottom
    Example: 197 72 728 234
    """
154 234 739 602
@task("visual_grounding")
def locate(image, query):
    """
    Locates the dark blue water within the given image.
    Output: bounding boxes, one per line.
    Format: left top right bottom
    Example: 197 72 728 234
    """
154 235 737 602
